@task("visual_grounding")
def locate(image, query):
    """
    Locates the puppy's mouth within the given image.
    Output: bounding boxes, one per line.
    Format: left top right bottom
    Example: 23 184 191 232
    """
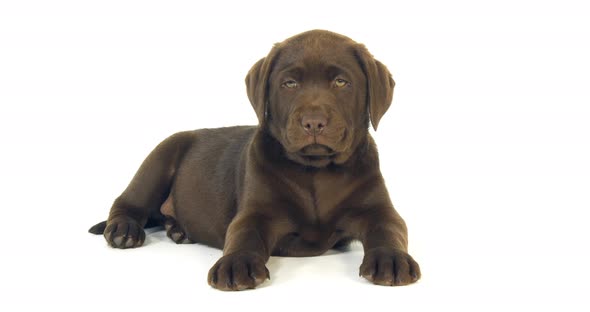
297 144 337 161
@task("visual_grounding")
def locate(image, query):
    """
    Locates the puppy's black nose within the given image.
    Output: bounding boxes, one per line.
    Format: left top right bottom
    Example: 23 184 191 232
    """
301 114 327 135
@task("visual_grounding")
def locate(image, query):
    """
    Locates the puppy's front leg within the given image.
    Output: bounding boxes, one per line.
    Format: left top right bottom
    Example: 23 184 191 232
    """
208 214 273 291
356 208 421 286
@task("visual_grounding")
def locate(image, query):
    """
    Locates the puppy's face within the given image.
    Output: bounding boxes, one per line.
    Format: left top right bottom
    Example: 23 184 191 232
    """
246 30 395 168
266 35 367 167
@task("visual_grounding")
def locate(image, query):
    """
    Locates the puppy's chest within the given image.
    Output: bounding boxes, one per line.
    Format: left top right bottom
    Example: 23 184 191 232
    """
282 170 363 224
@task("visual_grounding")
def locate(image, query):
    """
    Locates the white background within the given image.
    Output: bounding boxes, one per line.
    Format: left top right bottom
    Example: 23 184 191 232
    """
1 0 589 311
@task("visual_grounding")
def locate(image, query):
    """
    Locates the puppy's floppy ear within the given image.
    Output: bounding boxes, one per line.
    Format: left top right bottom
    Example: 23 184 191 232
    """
355 45 395 130
245 48 279 124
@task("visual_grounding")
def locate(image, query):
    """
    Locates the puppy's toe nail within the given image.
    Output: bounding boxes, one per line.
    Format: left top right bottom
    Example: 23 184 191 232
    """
171 231 185 242
125 238 135 248
113 236 124 246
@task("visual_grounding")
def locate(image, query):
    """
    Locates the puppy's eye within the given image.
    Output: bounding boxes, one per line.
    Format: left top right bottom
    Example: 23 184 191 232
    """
334 78 349 88
282 80 298 89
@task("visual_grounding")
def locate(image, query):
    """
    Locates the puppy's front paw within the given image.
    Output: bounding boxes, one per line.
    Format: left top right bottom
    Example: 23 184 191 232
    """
359 247 421 286
208 252 270 291
104 218 145 249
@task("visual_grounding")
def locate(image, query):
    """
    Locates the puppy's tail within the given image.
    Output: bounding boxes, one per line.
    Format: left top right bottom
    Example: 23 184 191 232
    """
88 219 162 235
88 221 107 234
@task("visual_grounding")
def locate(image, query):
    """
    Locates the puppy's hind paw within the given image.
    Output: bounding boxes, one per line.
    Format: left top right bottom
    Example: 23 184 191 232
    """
104 218 146 249
164 218 193 244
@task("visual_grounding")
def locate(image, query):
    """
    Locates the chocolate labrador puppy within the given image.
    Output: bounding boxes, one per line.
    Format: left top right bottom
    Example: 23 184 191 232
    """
89 29 421 290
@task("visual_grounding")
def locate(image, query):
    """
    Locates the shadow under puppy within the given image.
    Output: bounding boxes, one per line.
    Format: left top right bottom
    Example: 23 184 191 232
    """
89 29 421 291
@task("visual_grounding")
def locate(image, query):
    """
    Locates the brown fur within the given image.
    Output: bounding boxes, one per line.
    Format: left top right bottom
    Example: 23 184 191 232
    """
89 30 420 290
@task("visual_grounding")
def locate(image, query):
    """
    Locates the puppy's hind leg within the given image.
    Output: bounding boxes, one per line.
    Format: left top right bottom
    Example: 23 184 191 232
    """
98 131 194 249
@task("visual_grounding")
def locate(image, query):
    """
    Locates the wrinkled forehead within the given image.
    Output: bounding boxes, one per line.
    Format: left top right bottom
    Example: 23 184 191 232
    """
272 35 363 77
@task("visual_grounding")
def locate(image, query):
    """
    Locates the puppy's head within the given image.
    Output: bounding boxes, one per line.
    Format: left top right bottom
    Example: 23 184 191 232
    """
246 30 394 167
